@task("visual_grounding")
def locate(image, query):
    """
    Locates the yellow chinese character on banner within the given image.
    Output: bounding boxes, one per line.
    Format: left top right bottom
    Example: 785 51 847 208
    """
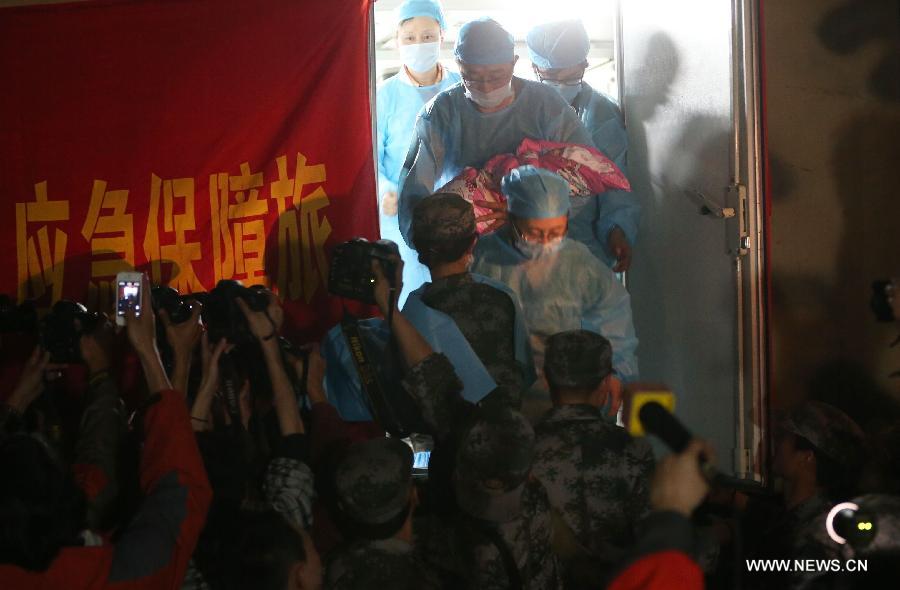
143 174 204 293
15 181 69 303
209 162 269 287
270 152 332 303
82 180 134 311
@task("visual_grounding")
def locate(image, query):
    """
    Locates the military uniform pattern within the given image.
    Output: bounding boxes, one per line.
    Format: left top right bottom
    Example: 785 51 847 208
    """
533 405 654 558
401 353 562 588
420 478 563 590
421 273 524 407
325 537 442 590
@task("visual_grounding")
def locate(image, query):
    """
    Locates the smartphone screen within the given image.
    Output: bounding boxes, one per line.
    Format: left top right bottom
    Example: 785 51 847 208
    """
413 451 431 470
117 280 141 317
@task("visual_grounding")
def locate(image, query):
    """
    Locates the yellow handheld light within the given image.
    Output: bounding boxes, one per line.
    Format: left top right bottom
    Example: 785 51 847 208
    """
627 390 676 436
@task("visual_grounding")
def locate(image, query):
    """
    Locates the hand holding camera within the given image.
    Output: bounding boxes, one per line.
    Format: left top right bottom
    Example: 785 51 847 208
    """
159 301 203 360
7 347 66 414
236 296 278 344
371 256 404 319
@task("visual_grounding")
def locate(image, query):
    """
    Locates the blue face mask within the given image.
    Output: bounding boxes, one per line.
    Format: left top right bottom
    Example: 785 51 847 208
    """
542 80 582 104
399 41 441 75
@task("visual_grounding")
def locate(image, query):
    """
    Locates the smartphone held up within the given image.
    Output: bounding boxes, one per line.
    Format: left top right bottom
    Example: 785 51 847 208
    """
116 272 143 326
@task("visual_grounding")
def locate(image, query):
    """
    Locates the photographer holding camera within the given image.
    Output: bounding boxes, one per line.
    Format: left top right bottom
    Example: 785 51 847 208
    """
0 274 212 590
2 302 126 533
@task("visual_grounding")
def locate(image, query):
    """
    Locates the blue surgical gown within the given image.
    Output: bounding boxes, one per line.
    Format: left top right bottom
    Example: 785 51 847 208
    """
377 67 462 303
321 304 496 423
569 82 641 266
405 271 537 389
471 226 639 382
398 77 594 246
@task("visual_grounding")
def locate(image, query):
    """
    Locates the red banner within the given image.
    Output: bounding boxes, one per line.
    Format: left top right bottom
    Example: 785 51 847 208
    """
0 0 377 339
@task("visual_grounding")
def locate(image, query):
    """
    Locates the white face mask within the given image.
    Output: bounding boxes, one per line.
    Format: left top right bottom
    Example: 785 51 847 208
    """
465 80 514 109
399 41 440 75
516 236 564 259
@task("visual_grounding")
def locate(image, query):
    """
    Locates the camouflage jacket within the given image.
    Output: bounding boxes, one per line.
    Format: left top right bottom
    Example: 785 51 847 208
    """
533 404 654 560
402 354 562 589
419 273 530 409
325 537 442 590
418 478 563 590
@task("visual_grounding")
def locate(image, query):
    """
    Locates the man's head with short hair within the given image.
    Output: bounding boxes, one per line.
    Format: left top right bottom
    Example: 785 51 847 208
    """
411 192 477 269
334 437 415 540
545 330 617 408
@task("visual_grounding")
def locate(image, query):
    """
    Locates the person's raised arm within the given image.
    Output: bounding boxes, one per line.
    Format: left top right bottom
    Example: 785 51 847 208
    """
237 292 304 436
371 258 434 367
372 258 469 439
125 276 171 395
606 439 712 590
160 302 203 396
2 347 64 433
109 273 211 589
190 334 230 432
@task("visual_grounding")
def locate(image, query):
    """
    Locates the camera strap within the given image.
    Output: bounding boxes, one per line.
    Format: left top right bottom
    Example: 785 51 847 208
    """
340 315 399 433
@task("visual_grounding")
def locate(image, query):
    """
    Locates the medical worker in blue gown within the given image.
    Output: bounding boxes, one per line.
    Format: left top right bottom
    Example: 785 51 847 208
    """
471 166 639 391
397 17 594 247
527 19 641 272
377 0 461 303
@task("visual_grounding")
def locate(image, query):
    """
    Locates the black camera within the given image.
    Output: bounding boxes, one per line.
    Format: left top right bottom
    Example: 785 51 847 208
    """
151 285 197 325
39 300 105 363
0 295 38 334
203 280 271 346
871 280 896 323
328 238 400 305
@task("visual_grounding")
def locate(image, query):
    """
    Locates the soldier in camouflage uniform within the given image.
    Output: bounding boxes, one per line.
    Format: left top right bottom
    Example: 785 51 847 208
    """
406 192 535 410
448 406 562 590
532 330 654 588
743 401 866 590
394 349 561 589
325 437 441 590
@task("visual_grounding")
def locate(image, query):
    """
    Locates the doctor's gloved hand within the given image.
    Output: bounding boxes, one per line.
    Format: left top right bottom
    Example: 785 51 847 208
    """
607 227 632 273
381 191 399 216
473 199 508 232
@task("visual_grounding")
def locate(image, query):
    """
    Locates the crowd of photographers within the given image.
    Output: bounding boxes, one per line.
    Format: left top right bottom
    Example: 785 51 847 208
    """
1 258 899 590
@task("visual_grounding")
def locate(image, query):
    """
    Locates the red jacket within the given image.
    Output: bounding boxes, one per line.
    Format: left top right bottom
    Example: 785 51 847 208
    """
608 550 704 590
0 389 212 590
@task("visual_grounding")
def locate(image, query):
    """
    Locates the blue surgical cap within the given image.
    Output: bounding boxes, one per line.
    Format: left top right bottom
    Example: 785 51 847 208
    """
454 18 515 65
396 0 447 31
502 166 571 219
526 20 590 70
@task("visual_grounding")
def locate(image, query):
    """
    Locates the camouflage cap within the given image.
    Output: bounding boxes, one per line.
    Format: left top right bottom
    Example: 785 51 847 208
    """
335 437 413 526
454 407 535 523
782 401 865 468
411 192 477 246
544 329 613 389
